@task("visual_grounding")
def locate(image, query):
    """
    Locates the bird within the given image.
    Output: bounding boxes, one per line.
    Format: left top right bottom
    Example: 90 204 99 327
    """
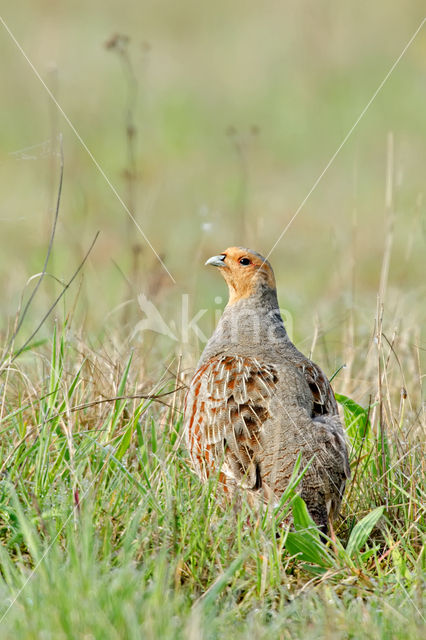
184 247 350 536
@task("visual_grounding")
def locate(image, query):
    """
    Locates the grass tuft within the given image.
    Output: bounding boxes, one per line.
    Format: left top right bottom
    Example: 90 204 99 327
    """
0 311 424 638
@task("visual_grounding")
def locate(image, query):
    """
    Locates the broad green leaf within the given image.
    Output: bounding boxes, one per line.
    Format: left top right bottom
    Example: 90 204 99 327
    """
292 495 319 536
115 422 133 461
284 531 330 567
335 393 371 441
272 453 312 523
336 393 373 469
346 506 385 557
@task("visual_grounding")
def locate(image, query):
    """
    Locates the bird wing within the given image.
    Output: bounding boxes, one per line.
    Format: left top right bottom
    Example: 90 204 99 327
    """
295 358 350 474
184 355 278 488
294 359 338 416
293 357 351 523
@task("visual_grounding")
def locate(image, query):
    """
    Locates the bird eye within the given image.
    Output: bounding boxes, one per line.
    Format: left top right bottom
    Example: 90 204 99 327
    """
239 257 251 266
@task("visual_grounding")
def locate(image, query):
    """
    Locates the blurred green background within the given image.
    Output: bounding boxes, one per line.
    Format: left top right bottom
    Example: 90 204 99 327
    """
1 0 425 389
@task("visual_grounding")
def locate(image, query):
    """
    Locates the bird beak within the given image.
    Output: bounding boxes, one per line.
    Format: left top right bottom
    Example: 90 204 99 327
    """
205 254 227 268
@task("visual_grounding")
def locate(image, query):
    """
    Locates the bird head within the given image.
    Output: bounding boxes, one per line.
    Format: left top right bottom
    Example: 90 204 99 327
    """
205 247 276 305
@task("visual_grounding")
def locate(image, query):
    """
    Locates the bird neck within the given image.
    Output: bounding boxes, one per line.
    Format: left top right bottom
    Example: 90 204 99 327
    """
200 285 289 362
226 282 280 314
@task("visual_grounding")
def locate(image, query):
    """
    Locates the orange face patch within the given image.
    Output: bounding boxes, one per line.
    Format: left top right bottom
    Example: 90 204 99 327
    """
216 247 276 304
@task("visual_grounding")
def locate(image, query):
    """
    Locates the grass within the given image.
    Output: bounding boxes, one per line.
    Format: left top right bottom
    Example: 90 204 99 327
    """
0 309 424 638
1 1 425 637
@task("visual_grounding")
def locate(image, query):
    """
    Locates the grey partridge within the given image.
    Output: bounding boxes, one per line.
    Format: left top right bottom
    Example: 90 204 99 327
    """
184 247 350 534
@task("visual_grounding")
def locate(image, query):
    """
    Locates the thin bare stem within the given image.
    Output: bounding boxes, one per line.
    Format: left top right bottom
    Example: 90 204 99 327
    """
1 232 100 373
1 136 64 361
